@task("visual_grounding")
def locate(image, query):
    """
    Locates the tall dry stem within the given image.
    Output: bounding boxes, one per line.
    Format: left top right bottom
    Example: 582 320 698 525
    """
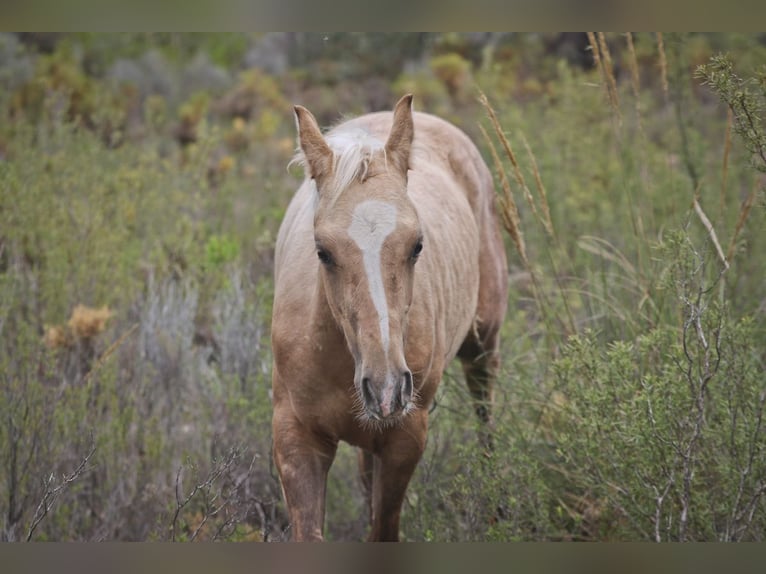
520 132 555 239
721 108 733 214
479 124 528 266
625 32 644 134
625 32 640 94
657 32 669 103
725 183 758 263
477 91 541 225
478 91 576 337
587 32 607 99
597 32 622 126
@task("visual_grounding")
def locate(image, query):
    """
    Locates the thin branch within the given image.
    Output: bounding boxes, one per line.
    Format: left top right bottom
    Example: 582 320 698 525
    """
170 448 244 542
26 437 96 541
83 323 139 384
692 195 729 271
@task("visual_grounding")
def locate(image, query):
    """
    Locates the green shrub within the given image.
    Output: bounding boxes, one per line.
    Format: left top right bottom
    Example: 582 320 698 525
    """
2 32 765 542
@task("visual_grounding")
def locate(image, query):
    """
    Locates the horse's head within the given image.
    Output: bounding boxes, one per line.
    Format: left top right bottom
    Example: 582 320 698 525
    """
293 95 422 424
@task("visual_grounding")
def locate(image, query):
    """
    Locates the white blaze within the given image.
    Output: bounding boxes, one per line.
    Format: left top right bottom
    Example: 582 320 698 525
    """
347 200 398 354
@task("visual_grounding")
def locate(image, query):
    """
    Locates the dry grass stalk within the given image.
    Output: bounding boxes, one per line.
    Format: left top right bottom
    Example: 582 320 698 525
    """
625 32 643 132
478 92 524 184
692 192 729 271
479 90 575 336
597 32 622 125
479 124 528 266
721 108 733 213
725 183 758 263
586 32 608 99
623 32 652 287
477 91 541 225
657 32 669 103
520 132 555 238
625 33 640 94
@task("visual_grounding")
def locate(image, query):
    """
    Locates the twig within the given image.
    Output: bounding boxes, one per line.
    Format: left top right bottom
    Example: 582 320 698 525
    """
26 437 96 541
84 323 139 384
692 194 730 271
170 448 243 541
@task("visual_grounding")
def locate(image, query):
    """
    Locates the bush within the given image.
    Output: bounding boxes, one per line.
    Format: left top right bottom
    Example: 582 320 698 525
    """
1 32 765 542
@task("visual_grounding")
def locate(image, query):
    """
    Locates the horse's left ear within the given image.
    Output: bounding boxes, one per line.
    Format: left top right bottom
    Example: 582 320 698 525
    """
385 94 414 177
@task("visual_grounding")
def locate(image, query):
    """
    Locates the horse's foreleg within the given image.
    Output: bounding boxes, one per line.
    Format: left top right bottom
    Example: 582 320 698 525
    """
273 410 337 541
358 449 374 527
368 416 427 541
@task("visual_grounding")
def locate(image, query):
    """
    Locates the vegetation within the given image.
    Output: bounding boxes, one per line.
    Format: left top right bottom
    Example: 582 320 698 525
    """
1 32 764 541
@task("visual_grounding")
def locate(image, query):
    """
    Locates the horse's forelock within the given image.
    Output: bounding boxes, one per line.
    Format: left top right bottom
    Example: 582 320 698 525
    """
292 127 387 200
327 129 385 191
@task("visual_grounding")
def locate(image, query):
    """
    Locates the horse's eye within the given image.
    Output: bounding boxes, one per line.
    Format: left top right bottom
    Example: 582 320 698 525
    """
411 239 423 261
317 248 334 266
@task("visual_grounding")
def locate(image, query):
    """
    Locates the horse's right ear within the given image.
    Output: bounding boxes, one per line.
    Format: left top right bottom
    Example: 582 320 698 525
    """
294 105 333 185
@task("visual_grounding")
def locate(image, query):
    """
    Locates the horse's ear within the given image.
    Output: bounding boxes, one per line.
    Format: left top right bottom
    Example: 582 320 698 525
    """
294 105 333 185
385 94 414 177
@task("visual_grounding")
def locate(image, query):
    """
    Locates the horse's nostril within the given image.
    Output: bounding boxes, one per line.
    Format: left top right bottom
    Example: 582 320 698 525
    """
361 377 375 409
402 370 413 403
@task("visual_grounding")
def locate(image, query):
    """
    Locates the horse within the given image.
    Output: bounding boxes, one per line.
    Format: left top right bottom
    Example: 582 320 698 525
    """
270 94 509 541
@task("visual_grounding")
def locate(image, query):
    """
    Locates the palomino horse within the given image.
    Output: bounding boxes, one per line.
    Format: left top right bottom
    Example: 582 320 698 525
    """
271 94 508 541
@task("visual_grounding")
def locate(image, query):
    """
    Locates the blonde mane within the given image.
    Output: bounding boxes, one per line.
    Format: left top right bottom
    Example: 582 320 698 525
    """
291 127 386 197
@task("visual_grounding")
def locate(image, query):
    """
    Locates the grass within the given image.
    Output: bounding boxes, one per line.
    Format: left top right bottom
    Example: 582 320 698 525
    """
1 32 765 541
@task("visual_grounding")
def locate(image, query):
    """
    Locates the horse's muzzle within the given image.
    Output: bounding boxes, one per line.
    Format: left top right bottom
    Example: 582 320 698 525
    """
361 370 413 419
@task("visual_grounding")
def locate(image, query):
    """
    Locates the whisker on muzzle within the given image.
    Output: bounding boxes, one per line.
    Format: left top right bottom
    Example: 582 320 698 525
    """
350 379 418 433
